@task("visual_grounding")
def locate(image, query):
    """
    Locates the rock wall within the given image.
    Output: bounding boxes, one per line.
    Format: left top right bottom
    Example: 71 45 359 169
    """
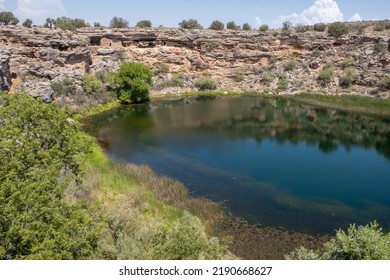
1 25 389 107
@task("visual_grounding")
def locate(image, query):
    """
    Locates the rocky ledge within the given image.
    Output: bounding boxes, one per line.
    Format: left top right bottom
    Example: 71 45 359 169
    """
0 25 389 108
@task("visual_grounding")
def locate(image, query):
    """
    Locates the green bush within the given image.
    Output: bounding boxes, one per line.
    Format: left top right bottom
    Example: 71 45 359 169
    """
328 22 350 38
260 72 274 85
179 19 203 29
82 73 104 94
155 74 185 89
277 73 289 92
378 75 390 90
51 77 76 96
153 62 170 75
0 93 106 259
295 24 312 33
342 67 356 88
286 222 390 260
313 23 327 32
209 20 224 30
231 71 245 82
136 20 152 28
110 62 153 104
227 21 240 30
317 63 335 85
242 23 251 31
195 76 218 91
259 24 269 32
374 42 389 54
55 16 89 31
284 59 296 71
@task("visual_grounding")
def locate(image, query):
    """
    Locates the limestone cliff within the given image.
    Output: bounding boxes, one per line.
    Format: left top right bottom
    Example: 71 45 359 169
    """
0 24 389 107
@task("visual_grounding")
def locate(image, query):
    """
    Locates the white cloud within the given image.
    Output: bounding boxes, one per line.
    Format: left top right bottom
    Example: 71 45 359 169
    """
276 0 344 26
15 0 67 23
349 13 362 22
255 16 262 27
0 0 6 11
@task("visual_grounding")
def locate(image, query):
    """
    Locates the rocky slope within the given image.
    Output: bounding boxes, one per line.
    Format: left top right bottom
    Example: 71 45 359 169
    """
0 24 389 108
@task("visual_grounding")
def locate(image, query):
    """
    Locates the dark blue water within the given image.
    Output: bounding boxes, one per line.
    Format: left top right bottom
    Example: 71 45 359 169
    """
86 96 390 234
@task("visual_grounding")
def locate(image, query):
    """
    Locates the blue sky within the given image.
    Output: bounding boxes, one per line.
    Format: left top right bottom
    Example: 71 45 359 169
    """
1 0 389 28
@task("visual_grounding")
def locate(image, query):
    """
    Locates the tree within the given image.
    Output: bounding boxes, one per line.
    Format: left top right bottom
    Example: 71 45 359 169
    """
242 23 251 30
259 24 269 31
209 20 224 30
54 17 89 31
328 22 350 38
178 19 203 29
110 16 129 28
110 62 153 104
0 92 105 259
282 21 293 31
22 19 33 28
94 22 101 27
44 18 56 29
136 20 152 28
0 11 19 25
226 21 240 30
313 23 326 32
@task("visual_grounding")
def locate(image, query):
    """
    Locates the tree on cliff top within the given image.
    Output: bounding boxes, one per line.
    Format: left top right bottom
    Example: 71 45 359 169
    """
179 19 203 29
0 11 19 25
209 20 224 30
110 16 129 28
136 20 152 28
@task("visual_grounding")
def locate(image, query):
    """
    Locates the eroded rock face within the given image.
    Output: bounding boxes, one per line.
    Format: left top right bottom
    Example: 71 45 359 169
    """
1 25 389 106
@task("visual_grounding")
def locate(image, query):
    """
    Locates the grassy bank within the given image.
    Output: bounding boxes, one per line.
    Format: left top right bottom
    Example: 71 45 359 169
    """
80 141 234 259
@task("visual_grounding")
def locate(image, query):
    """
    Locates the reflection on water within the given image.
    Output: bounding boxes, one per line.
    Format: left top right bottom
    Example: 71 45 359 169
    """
85 96 390 234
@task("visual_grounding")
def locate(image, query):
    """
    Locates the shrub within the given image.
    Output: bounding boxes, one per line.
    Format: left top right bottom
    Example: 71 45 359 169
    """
179 19 203 29
209 20 224 30
152 62 170 75
50 77 76 96
227 21 240 30
342 67 356 88
284 59 296 71
0 11 19 25
313 23 327 32
242 23 251 30
295 24 311 33
373 22 385 32
230 71 245 82
277 73 289 92
260 72 274 85
55 17 89 31
82 73 104 94
378 75 390 90
155 74 185 89
195 76 218 91
317 63 335 85
136 20 152 28
110 17 129 28
328 22 350 38
110 62 153 104
22 18 33 28
282 21 293 31
286 222 390 260
374 42 389 54
259 24 269 32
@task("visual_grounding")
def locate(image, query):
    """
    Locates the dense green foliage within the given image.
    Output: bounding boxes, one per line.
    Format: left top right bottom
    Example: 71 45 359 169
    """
328 22 351 38
51 77 76 96
242 23 251 30
317 63 335 85
155 74 185 89
110 62 153 104
313 23 327 32
179 19 203 29
22 19 33 28
82 73 104 94
136 20 152 28
286 222 390 260
110 17 129 28
209 20 224 30
259 24 269 31
195 76 218 91
226 21 240 30
54 17 89 31
0 11 19 25
0 93 105 259
277 73 289 92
